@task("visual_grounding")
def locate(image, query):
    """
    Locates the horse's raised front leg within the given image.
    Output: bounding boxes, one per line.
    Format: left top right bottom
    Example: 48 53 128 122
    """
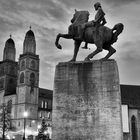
55 33 73 49
100 46 116 61
69 41 81 62
84 41 103 61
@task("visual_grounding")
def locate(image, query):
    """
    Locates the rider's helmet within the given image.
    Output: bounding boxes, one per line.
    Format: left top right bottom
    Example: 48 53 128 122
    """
94 2 101 10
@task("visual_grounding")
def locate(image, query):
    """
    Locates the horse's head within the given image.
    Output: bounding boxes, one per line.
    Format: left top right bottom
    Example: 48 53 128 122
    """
71 9 89 24
71 9 80 23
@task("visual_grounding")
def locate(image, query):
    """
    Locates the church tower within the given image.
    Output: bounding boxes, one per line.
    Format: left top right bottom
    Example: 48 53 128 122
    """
16 28 39 129
0 36 18 131
0 36 17 99
3 36 16 61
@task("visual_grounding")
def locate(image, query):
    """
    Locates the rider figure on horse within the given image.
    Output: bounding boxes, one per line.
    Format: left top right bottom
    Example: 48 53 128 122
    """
92 2 107 27
75 2 107 49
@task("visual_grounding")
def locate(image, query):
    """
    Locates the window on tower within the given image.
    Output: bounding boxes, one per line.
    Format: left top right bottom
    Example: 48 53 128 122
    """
30 73 35 85
20 72 24 83
30 73 35 93
30 60 36 69
21 60 25 70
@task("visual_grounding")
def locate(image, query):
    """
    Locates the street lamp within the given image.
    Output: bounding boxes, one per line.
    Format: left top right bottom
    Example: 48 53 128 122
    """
32 120 35 124
37 124 41 129
23 111 28 140
12 136 15 140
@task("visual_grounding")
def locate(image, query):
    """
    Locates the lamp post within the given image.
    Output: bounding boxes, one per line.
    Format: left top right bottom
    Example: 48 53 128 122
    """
23 111 28 140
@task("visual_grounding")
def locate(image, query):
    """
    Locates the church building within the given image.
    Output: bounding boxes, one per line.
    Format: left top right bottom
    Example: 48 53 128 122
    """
0 28 53 139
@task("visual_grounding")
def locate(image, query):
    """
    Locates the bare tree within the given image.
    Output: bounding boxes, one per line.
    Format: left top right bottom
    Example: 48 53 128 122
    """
0 102 12 139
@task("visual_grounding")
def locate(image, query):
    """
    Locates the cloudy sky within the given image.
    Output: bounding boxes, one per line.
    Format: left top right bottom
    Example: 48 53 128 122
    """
0 0 140 89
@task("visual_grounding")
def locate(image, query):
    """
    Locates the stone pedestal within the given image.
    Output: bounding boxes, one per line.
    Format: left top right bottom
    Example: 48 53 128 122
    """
52 60 123 140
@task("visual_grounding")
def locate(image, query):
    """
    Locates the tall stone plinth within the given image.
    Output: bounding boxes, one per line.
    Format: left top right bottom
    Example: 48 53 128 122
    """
52 60 123 140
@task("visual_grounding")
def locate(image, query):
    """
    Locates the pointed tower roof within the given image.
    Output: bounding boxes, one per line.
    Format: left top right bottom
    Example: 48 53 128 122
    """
26 26 35 37
23 27 36 54
6 35 15 46
3 35 16 61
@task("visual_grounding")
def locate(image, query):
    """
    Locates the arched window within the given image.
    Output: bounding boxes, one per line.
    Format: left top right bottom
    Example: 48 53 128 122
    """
20 72 24 83
30 60 36 69
30 73 35 85
21 60 25 70
30 73 35 93
131 115 137 140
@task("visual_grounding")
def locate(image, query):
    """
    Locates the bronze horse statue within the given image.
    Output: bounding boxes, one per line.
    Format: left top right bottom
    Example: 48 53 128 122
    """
55 10 124 61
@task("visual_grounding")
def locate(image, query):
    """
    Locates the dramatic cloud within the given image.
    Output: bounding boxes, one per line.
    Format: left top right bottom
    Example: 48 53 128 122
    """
102 0 139 7
0 0 140 89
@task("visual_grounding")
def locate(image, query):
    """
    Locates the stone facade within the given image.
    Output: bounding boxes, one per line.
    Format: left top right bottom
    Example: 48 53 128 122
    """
16 52 39 130
0 30 53 139
121 85 140 140
52 60 123 140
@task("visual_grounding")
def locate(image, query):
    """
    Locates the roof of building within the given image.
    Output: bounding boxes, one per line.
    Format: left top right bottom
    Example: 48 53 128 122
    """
4 90 17 96
6 38 15 46
120 84 140 108
39 88 53 99
26 29 35 37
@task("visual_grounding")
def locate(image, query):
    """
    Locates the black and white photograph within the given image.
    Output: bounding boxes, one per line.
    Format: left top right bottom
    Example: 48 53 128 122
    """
0 0 139 140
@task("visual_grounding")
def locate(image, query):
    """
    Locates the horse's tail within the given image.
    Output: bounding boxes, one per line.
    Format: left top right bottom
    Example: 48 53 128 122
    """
111 23 124 44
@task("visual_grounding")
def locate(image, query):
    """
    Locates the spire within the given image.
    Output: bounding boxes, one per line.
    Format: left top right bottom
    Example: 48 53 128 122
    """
23 28 36 54
30 25 32 30
3 36 16 61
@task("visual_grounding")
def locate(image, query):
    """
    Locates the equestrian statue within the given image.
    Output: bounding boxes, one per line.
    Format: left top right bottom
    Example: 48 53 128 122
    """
55 2 124 61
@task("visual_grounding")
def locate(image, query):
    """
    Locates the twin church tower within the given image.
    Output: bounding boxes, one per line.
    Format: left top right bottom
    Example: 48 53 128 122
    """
0 28 40 132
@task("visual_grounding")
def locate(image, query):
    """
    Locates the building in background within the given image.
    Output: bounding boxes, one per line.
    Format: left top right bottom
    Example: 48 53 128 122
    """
121 85 140 140
0 28 53 139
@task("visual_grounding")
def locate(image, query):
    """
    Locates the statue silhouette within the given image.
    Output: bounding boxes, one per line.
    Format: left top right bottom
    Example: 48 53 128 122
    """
55 3 124 62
